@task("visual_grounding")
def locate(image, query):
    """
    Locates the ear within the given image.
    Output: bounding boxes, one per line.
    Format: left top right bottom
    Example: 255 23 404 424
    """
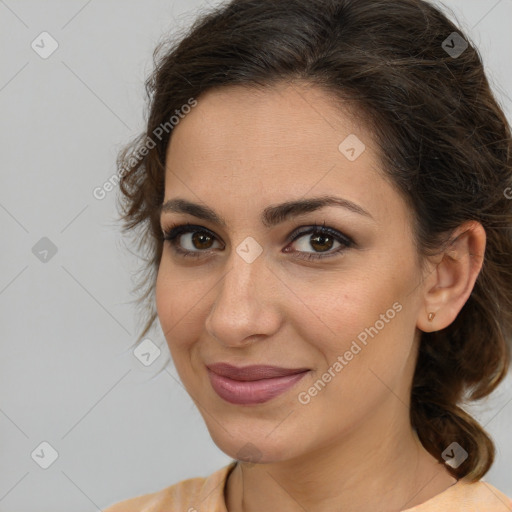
417 220 486 333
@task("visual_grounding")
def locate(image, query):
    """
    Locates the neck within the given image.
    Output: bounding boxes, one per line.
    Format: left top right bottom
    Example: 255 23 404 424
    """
225 404 457 512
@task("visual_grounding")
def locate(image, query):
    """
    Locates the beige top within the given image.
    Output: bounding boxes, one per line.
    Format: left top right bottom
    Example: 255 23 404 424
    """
104 461 512 511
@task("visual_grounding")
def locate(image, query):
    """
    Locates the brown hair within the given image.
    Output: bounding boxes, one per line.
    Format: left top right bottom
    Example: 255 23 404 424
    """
116 0 512 481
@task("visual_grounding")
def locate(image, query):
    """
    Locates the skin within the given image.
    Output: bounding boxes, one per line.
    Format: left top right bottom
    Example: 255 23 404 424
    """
155 82 486 512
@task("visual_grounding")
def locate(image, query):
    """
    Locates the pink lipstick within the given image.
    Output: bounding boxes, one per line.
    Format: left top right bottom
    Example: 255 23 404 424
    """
207 363 310 405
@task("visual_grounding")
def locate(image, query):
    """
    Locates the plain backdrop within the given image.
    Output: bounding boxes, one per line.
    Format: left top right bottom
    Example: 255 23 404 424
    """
0 0 511 510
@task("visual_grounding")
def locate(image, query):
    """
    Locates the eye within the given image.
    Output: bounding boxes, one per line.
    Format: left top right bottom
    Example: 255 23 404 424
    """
162 223 222 259
161 221 354 261
284 223 354 261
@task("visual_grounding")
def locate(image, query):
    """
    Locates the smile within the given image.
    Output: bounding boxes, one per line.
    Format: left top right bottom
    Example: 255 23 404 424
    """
206 365 310 405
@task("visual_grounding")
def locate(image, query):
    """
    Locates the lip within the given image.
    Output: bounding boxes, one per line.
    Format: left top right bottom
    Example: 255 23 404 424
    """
207 363 310 380
207 363 310 405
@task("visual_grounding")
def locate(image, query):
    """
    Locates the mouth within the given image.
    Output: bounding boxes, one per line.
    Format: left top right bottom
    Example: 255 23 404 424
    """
206 363 310 405
207 362 311 380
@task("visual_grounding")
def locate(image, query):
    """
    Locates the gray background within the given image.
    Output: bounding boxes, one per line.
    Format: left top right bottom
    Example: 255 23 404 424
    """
0 0 510 510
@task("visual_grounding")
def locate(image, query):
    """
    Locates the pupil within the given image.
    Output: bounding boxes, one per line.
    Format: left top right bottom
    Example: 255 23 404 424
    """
311 234 332 252
193 232 212 249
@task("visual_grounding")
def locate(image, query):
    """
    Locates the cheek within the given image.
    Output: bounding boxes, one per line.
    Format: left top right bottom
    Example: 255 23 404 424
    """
290 278 415 423
290 258 416 374
155 260 206 351
155 264 213 394
155 263 173 337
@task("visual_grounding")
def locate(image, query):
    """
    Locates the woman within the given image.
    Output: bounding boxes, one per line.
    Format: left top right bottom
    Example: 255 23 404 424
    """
106 0 512 510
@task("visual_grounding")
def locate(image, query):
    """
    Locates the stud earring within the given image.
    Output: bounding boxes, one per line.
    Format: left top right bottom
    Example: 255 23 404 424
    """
428 312 436 322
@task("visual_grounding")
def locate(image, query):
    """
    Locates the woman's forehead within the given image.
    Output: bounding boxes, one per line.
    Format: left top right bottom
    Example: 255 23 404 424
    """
168 83 368 152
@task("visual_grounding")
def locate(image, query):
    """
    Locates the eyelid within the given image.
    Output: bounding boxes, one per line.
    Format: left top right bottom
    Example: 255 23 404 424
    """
161 221 355 260
161 221 353 242
162 222 217 239
285 222 354 246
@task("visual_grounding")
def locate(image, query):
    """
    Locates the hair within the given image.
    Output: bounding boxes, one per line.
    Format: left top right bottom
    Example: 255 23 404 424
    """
116 0 512 481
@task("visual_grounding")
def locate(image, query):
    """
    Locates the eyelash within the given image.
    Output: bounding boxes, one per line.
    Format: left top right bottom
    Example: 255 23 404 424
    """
161 222 355 262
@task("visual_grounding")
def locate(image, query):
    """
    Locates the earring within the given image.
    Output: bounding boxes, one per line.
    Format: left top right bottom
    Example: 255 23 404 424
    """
428 312 436 322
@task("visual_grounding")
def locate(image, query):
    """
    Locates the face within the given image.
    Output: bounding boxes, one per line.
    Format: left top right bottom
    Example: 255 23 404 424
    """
156 82 427 464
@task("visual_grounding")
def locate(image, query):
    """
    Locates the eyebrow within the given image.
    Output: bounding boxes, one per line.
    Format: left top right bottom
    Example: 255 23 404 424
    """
160 195 374 228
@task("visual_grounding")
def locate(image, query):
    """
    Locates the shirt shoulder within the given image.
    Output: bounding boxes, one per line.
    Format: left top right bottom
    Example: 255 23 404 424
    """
103 461 237 512
403 479 512 511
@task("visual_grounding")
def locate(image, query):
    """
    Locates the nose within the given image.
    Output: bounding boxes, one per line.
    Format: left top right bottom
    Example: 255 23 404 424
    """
204 250 282 348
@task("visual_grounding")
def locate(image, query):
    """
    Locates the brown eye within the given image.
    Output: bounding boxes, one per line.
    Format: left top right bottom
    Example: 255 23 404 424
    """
285 225 353 261
162 223 354 261
162 223 223 259
190 231 215 250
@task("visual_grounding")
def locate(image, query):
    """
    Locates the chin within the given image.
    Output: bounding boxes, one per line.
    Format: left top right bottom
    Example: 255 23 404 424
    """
206 424 298 465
